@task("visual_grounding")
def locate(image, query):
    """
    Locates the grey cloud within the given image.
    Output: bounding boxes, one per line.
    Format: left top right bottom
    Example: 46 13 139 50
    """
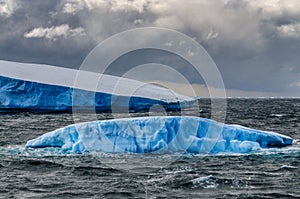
0 0 18 17
0 0 299 96
0 0 92 67
277 23 300 38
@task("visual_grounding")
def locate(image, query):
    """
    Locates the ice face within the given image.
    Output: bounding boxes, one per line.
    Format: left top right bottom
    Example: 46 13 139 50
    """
25 116 293 154
0 75 194 112
0 60 195 112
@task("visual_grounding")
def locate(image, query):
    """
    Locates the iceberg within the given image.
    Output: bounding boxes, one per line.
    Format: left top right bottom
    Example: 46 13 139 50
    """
0 60 195 112
25 116 293 154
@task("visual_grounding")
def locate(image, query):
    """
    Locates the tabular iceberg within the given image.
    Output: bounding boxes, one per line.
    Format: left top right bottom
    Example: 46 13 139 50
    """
0 60 195 112
25 116 293 154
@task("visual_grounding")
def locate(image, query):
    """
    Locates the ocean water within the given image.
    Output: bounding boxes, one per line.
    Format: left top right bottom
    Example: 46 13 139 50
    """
0 98 299 198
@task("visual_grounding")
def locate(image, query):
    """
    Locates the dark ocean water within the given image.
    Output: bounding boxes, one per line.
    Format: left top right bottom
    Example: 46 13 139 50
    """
0 98 299 198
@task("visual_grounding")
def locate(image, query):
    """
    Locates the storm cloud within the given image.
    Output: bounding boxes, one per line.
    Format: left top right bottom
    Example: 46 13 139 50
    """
0 0 299 96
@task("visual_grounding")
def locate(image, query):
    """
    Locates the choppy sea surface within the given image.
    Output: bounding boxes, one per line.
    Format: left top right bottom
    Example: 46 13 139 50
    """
0 98 299 198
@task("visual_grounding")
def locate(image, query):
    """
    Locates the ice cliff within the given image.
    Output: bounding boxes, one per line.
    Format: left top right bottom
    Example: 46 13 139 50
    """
0 60 195 112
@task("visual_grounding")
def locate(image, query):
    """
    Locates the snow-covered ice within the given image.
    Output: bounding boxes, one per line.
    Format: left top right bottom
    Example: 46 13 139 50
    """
25 116 293 154
0 60 195 112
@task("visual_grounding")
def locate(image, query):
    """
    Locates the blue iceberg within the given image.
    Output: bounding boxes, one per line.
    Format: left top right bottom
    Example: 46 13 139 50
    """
25 116 293 154
0 60 195 112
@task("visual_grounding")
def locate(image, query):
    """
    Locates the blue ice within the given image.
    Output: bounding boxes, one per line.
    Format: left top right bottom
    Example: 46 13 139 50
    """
0 60 195 112
25 116 293 154
0 76 193 112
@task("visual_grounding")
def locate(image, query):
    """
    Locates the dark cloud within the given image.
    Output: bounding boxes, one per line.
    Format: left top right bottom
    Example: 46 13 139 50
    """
0 0 93 67
0 0 299 96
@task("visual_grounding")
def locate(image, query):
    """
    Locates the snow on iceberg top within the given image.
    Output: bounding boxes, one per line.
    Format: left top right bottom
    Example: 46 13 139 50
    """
0 60 194 102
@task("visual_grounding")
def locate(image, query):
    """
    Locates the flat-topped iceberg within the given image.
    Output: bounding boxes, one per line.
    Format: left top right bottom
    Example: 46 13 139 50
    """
0 60 195 112
25 116 293 154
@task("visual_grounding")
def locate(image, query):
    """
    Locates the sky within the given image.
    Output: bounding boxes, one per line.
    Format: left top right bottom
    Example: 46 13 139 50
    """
0 0 300 97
